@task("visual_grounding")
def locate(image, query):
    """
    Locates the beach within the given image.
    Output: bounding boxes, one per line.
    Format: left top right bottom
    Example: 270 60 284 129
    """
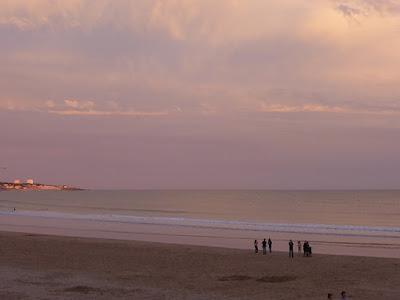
1 190 400 259
0 231 399 300
1 190 400 299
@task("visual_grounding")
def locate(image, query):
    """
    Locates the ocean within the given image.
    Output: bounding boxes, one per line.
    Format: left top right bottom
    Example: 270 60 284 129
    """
1 190 399 258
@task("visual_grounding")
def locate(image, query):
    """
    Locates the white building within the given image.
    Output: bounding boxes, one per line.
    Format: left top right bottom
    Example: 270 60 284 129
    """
14 179 21 184
26 179 34 185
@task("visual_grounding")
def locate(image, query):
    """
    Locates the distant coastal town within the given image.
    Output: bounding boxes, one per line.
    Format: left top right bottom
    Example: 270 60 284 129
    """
0 178 81 191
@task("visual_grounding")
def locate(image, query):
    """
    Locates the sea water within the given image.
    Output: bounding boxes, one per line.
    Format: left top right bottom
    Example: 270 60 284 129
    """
0 190 399 258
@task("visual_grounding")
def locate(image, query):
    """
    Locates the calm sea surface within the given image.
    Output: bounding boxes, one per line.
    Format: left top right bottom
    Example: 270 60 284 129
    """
1 190 400 257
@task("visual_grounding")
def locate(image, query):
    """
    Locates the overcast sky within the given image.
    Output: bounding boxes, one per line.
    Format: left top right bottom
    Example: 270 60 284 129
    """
1 0 400 189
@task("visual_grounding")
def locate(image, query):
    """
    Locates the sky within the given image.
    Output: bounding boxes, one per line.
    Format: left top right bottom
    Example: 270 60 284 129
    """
1 0 400 189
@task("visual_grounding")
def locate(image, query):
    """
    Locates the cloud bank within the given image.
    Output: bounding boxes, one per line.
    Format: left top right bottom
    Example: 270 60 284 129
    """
1 0 399 120
1 1 400 188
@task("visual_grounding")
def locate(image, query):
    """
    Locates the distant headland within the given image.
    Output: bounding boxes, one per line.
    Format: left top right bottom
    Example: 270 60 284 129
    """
0 179 82 191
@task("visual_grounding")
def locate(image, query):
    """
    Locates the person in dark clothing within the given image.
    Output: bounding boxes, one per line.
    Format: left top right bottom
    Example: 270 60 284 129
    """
268 238 272 253
341 291 347 300
254 239 259 254
327 293 333 299
303 241 310 256
303 241 312 257
262 238 267 255
288 240 294 258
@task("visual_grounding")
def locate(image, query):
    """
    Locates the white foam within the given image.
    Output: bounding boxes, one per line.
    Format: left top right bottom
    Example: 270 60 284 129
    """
2 210 400 238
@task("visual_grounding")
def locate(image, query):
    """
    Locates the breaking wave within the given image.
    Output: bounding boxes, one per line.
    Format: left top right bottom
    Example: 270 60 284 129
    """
2 210 400 238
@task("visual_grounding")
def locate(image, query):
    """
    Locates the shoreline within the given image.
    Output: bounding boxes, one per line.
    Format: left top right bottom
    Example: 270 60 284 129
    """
1 231 399 299
1 210 400 259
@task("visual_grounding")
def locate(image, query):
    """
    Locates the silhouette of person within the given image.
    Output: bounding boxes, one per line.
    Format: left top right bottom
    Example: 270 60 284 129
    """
254 239 259 254
288 240 294 258
303 240 309 256
262 238 267 255
268 238 272 253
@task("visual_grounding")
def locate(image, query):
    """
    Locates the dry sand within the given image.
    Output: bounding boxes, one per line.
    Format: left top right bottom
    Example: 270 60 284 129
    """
0 231 399 300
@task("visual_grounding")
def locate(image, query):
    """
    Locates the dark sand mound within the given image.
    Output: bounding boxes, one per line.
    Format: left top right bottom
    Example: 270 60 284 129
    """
256 275 297 283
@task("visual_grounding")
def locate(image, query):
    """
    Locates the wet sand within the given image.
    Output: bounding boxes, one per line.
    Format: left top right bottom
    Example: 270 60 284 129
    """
2 212 400 258
0 231 399 299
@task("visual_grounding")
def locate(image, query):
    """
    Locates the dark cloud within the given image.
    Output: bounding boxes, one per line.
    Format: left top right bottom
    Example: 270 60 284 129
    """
336 4 364 19
361 0 400 13
335 0 400 17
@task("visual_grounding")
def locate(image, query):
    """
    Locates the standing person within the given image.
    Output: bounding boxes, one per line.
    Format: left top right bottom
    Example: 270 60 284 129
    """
288 240 294 258
268 238 272 253
297 241 301 255
254 239 259 254
327 293 333 299
303 241 312 257
340 291 347 300
262 238 267 255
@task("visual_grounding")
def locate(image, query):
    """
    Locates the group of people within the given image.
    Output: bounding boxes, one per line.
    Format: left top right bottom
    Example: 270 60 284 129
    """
253 239 312 258
328 291 348 300
254 238 272 254
253 239 348 299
